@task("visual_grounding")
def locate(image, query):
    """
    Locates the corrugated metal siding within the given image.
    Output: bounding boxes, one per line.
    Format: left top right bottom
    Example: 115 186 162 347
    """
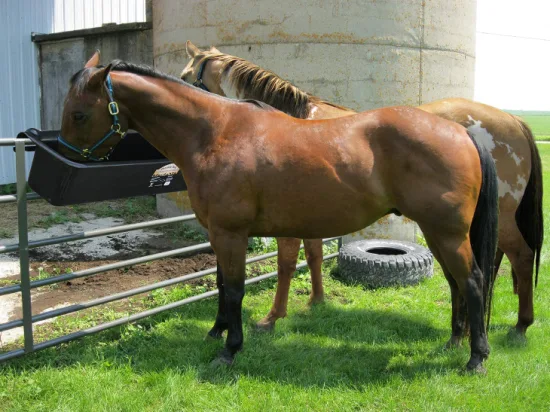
0 0 54 184
53 0 146 32
0 0 146 184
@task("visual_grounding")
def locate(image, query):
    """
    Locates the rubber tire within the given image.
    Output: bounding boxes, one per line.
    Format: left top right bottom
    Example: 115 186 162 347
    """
338 239 434 288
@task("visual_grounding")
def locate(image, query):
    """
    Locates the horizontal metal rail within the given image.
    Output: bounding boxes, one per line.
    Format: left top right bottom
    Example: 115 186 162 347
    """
0 138 32 146
0 242 210 297
0 238 339 332
0 193 40 204
0 213 198 254
0 252 338 363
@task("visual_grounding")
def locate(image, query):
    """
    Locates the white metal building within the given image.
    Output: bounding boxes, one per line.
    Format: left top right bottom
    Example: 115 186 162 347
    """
0 0 146 184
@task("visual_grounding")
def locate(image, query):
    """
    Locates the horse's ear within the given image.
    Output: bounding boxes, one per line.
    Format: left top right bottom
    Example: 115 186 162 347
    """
209 46 221 53
186 40 200 58
87 62 115 89
84 50 101 68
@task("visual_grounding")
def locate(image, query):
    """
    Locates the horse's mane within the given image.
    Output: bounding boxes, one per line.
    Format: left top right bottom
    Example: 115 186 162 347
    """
194 51 354 119
69 61 185 94
70 60 279 113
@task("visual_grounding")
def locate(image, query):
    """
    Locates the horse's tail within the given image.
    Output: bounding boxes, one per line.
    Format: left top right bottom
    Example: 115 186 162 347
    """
468 131 499 326
514 117 544 287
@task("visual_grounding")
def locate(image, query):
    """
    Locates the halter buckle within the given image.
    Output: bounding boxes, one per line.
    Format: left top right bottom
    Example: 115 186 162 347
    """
108 102 120 115
111 123 124 135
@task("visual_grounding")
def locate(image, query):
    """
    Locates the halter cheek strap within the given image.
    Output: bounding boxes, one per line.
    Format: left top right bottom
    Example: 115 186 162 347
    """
193 60 210 92
57 74 127 162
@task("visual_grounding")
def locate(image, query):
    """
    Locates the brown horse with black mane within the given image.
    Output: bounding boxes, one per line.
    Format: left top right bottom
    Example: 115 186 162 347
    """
59 51 498 372
181 41 543 342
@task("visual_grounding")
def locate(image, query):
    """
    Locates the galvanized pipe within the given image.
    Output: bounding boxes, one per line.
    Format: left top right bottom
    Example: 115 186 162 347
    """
31 242 213 288
0 252 337 362
0 213 198 254
16 141 33 352
29 237 338 289
0 284 22 297
0 138 32 146
0 238 339 332
0 193 40 204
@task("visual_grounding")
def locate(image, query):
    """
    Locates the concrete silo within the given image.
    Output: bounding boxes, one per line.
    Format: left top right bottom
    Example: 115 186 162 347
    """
153 0 477 242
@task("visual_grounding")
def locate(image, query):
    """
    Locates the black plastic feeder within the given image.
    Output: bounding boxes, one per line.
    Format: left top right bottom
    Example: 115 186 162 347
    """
18 128 187 206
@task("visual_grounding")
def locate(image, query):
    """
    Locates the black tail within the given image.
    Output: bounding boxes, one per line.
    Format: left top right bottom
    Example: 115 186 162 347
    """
468 132 499 326
514 118 544 287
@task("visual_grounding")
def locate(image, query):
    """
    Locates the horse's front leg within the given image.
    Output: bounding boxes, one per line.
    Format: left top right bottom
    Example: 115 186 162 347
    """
206 261 229 339
209 228 249 365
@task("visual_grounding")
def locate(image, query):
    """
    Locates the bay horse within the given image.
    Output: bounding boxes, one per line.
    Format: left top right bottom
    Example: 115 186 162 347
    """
59 51 498 371
180 41 543 341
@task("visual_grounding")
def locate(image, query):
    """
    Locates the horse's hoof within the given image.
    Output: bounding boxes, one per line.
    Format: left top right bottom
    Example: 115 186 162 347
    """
512 324 528 337
507 327 528 346
307 296 325 306
210 350 234 368
444 337 462 350
255 318 275 332
464 362 487 375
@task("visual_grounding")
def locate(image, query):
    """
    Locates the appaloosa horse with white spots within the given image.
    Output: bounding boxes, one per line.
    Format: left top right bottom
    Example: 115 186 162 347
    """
59 51 498 371
181 41 543 342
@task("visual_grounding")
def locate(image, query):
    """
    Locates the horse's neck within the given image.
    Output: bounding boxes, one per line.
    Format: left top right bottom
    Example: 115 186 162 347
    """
113 72 226 178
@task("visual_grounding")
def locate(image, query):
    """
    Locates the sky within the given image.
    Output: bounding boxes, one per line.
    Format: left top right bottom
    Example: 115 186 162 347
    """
474 0 550 110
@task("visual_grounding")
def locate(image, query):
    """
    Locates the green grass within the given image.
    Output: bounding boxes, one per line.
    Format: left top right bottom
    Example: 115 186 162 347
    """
1 150 550 410
516 114 550 141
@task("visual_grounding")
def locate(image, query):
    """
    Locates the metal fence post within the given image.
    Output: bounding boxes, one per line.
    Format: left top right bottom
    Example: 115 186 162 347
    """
16 140 33 352
338 237 343 251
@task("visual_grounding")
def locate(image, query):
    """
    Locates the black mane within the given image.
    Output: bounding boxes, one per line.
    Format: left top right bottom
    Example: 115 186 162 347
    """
69 60 186 95
109 60 186 85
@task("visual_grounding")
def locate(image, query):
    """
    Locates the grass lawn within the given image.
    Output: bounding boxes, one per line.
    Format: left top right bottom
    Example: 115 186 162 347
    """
1 149 550 410
518 115 550 141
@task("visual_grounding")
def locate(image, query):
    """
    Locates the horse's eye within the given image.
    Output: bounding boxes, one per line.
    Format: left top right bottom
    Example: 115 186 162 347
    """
72 112 87 122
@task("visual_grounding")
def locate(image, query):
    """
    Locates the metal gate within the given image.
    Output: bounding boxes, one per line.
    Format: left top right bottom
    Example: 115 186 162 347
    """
0 138 340 362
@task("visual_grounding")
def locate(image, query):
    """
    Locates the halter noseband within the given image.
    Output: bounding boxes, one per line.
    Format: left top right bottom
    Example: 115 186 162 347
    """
58 74 127 162
193 59 210 92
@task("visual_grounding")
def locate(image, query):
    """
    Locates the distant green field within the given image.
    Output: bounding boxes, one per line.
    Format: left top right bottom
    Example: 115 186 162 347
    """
519 115 550 141
506 110 550 141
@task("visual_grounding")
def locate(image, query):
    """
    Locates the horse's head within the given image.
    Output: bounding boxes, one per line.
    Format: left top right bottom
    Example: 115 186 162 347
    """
180 41 226 96
59 50 128 161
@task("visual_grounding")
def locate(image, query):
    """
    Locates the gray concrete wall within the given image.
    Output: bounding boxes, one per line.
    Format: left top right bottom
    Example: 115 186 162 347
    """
153 0 476 109
34 23 153 130
152 0 476 243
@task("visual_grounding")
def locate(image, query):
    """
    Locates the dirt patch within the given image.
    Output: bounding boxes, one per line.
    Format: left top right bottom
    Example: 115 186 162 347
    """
14 253 218 319
0 196 157 239
0 196 214 345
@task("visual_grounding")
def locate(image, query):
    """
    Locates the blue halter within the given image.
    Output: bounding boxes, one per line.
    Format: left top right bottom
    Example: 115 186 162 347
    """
192 60 210 92
58 74 126 161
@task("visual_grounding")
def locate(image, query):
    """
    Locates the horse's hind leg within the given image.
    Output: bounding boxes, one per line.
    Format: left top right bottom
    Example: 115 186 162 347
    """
256 237 301 331
423 233 468 348
443 270 469 348
499 220 535 335
304 239 324 305
438 237 490 371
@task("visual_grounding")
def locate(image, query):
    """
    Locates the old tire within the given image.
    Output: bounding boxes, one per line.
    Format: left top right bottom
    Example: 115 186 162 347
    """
338 239 434 288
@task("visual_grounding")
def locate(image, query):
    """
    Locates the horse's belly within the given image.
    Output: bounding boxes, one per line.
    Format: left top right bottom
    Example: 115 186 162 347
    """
250 188 387 239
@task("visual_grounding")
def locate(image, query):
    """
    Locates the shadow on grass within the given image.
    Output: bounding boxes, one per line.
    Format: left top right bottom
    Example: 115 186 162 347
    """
0 297 466 388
